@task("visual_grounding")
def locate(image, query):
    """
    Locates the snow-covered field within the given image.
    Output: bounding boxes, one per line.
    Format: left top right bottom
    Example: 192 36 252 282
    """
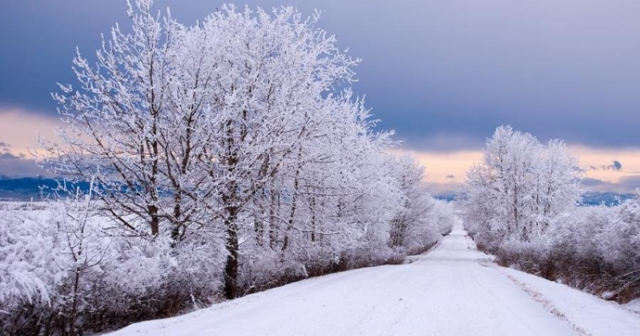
109 220 640 336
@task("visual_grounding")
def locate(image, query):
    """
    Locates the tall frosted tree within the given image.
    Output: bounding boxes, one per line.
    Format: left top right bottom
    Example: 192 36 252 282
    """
463 126 582 248
39 0 393 299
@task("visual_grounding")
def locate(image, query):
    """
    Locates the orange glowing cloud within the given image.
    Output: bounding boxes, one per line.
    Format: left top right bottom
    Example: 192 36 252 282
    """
0 107 61 155
0 107 61 176
394 145 640 194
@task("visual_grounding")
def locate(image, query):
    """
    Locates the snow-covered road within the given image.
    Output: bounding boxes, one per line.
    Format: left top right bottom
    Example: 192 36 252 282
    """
110 220 640 336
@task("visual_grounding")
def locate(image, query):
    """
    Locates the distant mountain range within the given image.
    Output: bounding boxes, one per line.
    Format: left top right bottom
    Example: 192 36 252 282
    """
580 192 637 206
433 192 461 202
0 176 90 201
433 190 637 206
0 176 636 206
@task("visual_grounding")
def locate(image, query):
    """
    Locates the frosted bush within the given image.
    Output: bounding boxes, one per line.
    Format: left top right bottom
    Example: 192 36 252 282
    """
0 205 63 311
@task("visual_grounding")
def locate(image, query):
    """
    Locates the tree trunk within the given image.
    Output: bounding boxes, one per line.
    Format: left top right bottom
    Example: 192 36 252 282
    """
223 206 240 299
69 269 81 336
149 205 160 236
310 196 316 242
269 191 279 249
282 161 301 254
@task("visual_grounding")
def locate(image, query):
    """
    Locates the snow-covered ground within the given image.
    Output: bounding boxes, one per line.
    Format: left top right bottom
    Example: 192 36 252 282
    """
109 221 640 336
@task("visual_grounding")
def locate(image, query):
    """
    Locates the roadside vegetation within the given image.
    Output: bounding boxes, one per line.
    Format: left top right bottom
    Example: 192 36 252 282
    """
462 126 640 304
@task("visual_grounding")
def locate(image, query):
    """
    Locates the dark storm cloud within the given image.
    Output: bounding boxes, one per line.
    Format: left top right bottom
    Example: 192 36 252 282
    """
590 160 624 171
2 0 640 151
605 161 623 171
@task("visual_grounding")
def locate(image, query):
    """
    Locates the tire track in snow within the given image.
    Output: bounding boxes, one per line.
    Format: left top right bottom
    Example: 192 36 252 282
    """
493 266 593 336
467 232 590 336
466 266 548 336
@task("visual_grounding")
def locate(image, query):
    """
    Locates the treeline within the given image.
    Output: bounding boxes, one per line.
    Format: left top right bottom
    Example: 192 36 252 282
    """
463 125 640 303
0 2 453 336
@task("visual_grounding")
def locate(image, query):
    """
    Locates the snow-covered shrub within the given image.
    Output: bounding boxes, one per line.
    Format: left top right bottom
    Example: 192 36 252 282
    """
0 196 228 336
527 201 640 302
592 199 640 300
431 200 455 236
603 200 640 274
497 237 554 277
0 204 65 335
491 199 640 303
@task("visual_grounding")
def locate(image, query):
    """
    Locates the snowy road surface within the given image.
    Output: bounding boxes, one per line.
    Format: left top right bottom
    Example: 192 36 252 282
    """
110 221 640 336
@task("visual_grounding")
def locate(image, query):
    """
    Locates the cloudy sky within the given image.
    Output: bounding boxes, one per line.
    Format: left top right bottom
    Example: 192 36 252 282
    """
1 0 640 193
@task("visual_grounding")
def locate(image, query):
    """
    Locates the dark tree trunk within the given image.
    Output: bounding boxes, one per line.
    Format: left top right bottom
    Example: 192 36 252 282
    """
269 191 279 249
223 206 240 299
149 205 160 236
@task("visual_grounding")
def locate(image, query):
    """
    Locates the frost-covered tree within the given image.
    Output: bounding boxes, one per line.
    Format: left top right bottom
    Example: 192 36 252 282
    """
463 126 582 249
40 0 219 242
190 6 364 298
39 0 368 299
387 155 438 252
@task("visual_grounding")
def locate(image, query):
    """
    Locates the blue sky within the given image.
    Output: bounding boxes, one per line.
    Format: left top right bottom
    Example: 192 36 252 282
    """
1 0 640 191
